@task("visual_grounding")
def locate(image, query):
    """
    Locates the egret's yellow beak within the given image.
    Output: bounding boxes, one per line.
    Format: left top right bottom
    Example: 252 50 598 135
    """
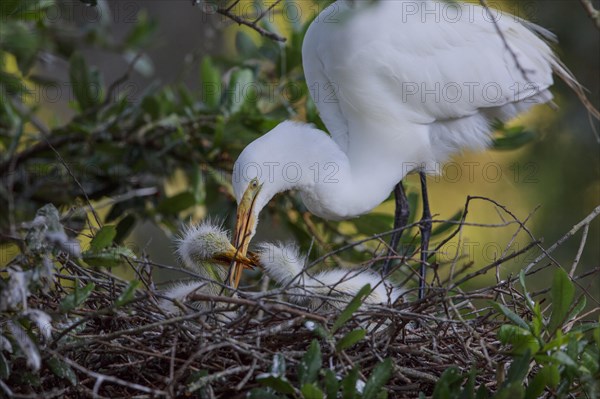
229 178 262 288
212 248 258 270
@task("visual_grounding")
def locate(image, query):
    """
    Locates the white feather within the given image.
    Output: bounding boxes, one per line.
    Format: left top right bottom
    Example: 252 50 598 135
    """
174 219 230 281
233 0 568 221
257 242 402 308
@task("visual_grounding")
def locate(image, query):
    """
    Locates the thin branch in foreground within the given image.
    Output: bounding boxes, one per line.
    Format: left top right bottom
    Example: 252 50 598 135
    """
580 0 600 29
194 0 286 42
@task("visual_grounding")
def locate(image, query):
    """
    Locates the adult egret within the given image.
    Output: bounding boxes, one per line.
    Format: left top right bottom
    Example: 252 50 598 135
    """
230 0 584 297
160 221 399 313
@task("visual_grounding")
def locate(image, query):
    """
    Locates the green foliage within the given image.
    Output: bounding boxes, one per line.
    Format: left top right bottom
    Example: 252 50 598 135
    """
254 342 392 399
89 225 117 252
298 340 322 386
491 121 536 150
46 357 78 386
0 1 597 397
332 284 371 333
427 269 599 398
59 282 95 312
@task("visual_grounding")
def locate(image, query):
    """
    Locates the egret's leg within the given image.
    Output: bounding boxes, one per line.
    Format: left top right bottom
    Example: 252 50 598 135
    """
382 181 410 274
418 171 432 300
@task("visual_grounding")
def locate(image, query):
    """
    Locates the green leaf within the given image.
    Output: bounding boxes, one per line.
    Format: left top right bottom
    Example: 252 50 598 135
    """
186 369 211 393
1 21 40 72
256 375 295 395
323 369 339 399
298 340 322 385
492 124 535 151
190 165 206 204
123 10 157 49
431 209 463 237
336 329 366 352
552 351 578 368
351 213 395 237
518 270 535 311
69 52 103 110
475 385 490 399
156 191 196 215
225 68 255 115
566 295 586 324
341 367 359 399
363 358 392 399
497 325 540 355
200 57 222 109
114 215 136 244
524 365 559 399
89 225 117 252
495 383 525 399
531 303 543 338
503 350 531 386
46 357 78 386
235 31 258 58
0 71 28 95
548 268 575 335
490 302 530 331
301 383 325 399
459 369 476 399
248 388 285 399
0 352 10 379
59 283 95 312
301 313 330 339
332 284 371 333
432 367 464 398
82 246 135 268
115 280 141 307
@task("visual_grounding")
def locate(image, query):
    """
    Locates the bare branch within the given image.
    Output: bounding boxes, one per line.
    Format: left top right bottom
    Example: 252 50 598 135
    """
580 0 600 29
195 0 286 42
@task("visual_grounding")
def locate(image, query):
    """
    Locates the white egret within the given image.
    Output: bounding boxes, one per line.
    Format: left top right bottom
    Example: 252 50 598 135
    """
230 0 588 298
161 221 399 313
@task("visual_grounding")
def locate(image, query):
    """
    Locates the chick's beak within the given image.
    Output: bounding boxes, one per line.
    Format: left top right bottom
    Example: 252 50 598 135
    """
229 178 262 288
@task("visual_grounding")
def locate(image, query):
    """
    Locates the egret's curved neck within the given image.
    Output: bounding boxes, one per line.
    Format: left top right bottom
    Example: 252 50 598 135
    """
235 121 404 220
300 130 403 220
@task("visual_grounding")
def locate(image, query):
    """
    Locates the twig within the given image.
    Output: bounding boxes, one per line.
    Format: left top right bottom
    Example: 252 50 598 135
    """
197 0 286 42
47 349 167 396
479 0 532 81
187 292 328 323
580 0 600 29
569 223 589 277
523 206 600 275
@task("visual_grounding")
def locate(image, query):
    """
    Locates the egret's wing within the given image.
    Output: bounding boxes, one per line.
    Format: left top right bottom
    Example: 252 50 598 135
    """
303 0 566 159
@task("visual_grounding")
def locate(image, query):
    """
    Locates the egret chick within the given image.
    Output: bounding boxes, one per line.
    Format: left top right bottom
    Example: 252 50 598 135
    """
159 221 256 314
256 242 403 309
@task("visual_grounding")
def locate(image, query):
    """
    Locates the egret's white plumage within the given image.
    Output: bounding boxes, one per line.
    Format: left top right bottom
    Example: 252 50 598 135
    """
160 221 232 313
174 220 230 284
158 280 216 314
257 242 402 308
161 221 401 313
233 0 569 223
